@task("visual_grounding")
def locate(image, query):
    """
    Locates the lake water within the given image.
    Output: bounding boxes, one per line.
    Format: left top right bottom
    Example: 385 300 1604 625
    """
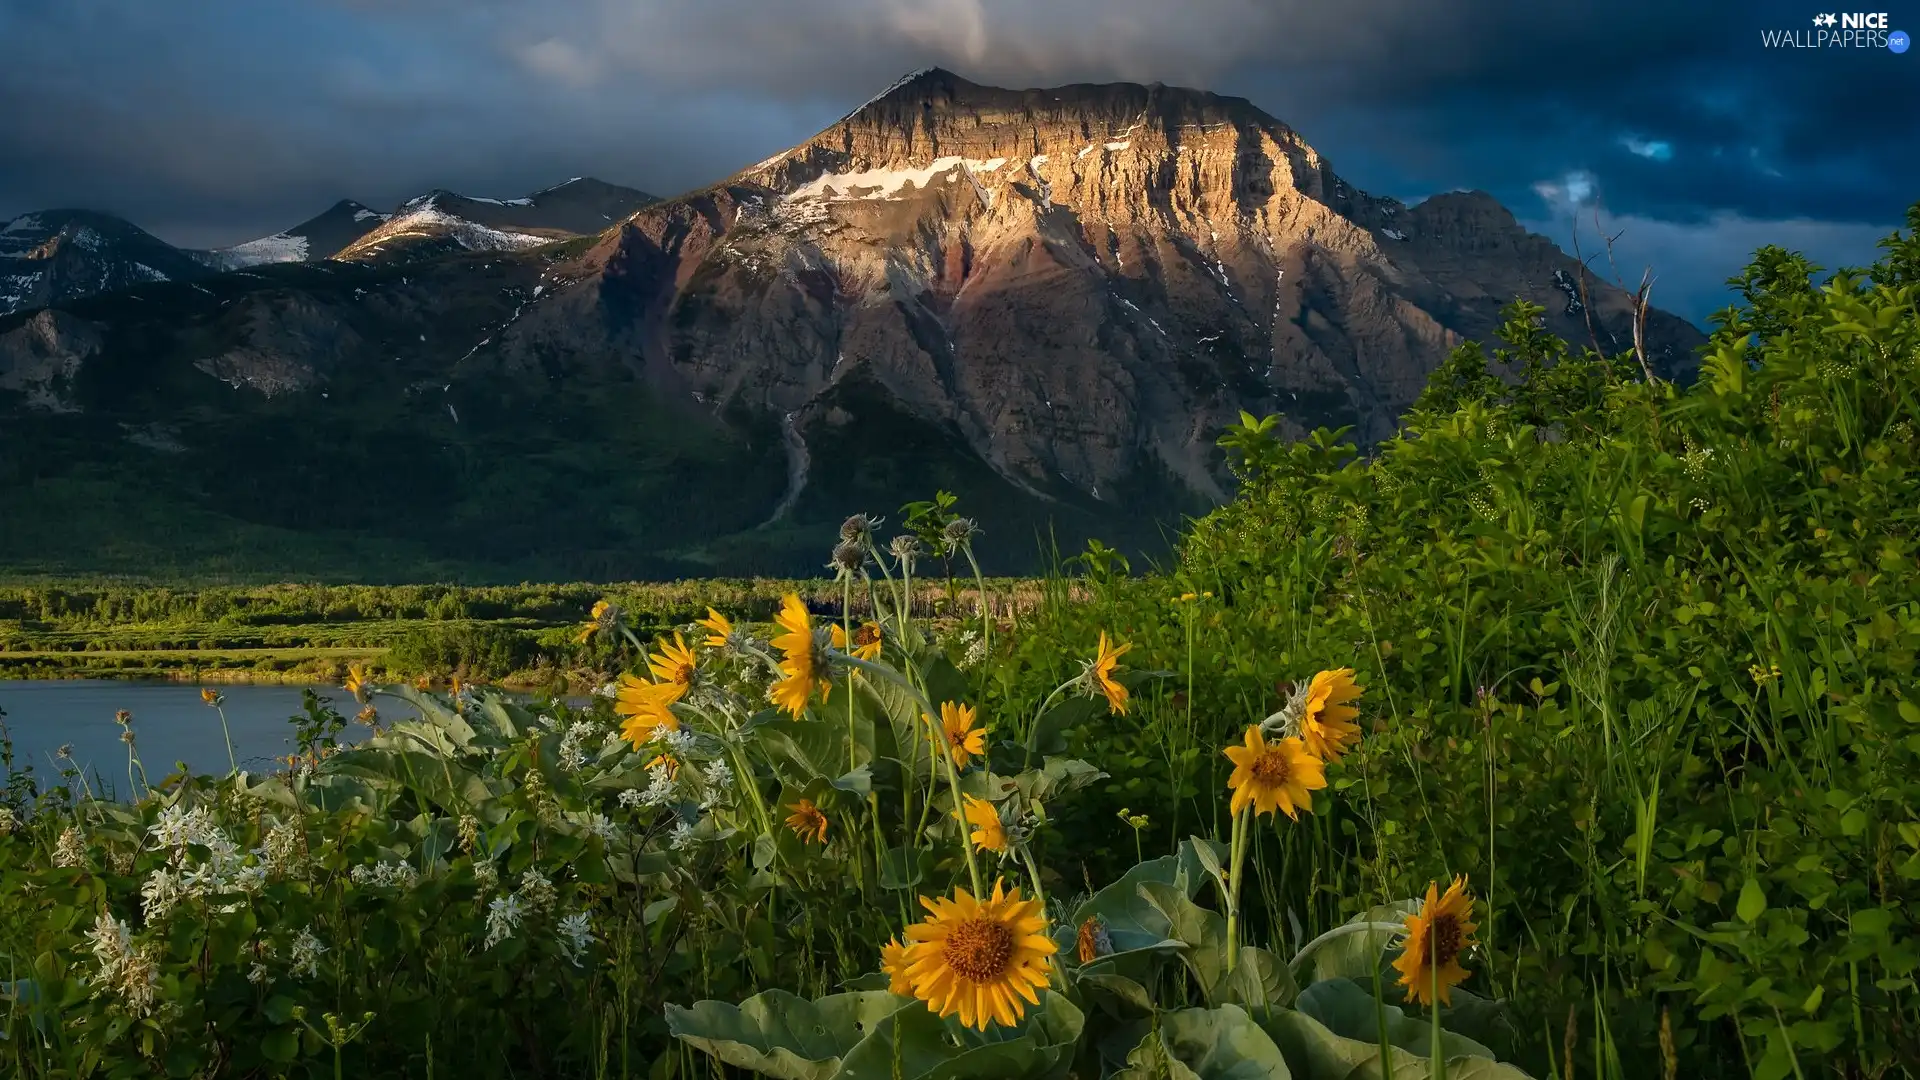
0 680 408 794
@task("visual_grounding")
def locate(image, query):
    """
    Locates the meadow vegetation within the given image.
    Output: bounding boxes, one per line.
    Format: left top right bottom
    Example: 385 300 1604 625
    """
2 208 1917 1079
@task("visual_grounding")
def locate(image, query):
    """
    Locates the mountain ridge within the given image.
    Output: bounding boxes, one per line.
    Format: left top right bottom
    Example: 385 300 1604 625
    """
0 70 1706 580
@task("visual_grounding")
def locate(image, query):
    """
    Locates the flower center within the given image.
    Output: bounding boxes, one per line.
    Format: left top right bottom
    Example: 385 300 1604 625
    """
1250 749 1293 783
942 917 1015 982
1427 914 1464 967
855 624 881 647
671 661 696 686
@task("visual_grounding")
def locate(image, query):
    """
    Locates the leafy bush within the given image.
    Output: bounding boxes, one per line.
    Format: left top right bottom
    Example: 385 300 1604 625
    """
385 623 535 680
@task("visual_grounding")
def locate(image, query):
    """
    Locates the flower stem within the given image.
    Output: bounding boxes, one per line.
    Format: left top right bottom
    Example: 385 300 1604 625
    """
214 705 238 776
1018 844 1068 990
963 547 991 659
935 719 983 895
1225 802 1252 973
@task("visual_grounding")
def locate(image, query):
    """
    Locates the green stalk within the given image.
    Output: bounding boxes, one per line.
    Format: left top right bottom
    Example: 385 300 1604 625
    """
962 546 991 660
1225 803 1251 973
1018 844 1068 989
1432 958 1447 1080
935 715 983 895
213 704 238 777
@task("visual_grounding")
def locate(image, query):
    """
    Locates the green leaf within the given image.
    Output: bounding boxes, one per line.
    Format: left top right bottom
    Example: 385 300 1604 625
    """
879 846 934 890
1026 698 1102 756
261 1028 300 1064
1299 904 1419 986
1737 878 1767 923
1113 1005 1294 1080
1294 978 1495 1060
1138 880 1231 991
1010 758 1109 805
831 990 1084 1080
665 989 911 1080
1210 947 1298 1011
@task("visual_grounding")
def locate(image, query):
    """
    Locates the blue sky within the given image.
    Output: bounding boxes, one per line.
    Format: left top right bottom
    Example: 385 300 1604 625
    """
0 0 1912 326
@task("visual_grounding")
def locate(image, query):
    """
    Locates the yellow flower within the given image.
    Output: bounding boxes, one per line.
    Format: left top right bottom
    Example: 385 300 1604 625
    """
355 704 379 727
576 599 616 644
200 688 222 707
770 594 832 717
953 795 1008 853
881 936 914 996
1090 632 1132 715
1392 876 1479 1007
902 880 1056 1030
645 632 699 704
1300 668 1364 762
649 753 681 779
1223 726 1326 819
343 661 372 704
697 608 735 650
849 621 883 661
933 701 986 770
615 677 681 748
785 798 829 844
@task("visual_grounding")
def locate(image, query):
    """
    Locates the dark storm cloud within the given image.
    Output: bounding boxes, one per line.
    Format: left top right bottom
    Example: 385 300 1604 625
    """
0 0 1912 321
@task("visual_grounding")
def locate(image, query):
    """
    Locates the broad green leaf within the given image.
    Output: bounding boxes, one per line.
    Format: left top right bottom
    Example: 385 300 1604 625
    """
1010 758 1109 805
1113 1005 1293 1080
879 846 934 890
1297 903 1419 986
666 989 910 1080
1138 880 1231 991
1025 697 1102 756
1737 878 1767 923
1077 972 1157 1020
831 990 1083 1080
1210 946 1298 1011
1294 978 1494 1061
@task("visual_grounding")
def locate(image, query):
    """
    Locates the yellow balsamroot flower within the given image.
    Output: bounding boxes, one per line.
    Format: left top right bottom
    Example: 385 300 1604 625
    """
849 621 883 661
1393 876 1479 1007
1090 632 1132 715
355 704 380 727
697 608 734 649
953 794 1008 853
770 594 833 717
785 798 829 844
576 599 616 643
343 661 372 704
1300 668 1364 762
200 688 223 707
649 753 681 779
646 632 699 703
934 701 986 770
881 936 914 995
902 880 1056 1030
1224 726 1327 819
615 679 681 748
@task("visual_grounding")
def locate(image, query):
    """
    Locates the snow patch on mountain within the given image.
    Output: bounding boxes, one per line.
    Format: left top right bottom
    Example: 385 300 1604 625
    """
788 157 1008 202
346 207 551 256
216 233 312 269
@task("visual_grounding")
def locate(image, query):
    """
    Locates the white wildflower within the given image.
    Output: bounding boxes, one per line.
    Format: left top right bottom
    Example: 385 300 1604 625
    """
0 807 16 835
289 927 327 978
584 813 617 843
259 821 301 878
85 911 132 971
234 863 269 893
556 911 595 966
141 867 185 921
473 860 499 892
484 893 524 949
53 827 86 868
962 636 989 669
669 819 699 851
594 682 618 699
247 962 271 985
517 868 556 913
617 788 645 809
114 947 158 1016
701 760 733 791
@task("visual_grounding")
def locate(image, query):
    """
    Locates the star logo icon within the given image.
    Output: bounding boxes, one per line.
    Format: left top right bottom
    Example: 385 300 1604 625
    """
1814 12 1838 26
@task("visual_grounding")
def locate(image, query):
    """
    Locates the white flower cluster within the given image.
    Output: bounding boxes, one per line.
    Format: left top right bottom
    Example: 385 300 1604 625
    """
84 911 157 1016
670 819 700 851
0 807 16 835
348 860 420 889
289 927 327 978
484 894 524 949
593 682 618 699
53 827 86 868
699 760 733 811
557 720 600 771
139 804 269 919
580 812 618 843
517 868 557 913
556 911 596 967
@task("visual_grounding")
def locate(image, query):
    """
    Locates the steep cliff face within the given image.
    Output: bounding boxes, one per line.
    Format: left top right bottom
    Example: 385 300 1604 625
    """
490 69 1701 515
0 211 219 317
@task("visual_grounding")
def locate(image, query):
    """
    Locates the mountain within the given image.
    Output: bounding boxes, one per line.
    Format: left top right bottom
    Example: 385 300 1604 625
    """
334 179 657 264
0 71 1705 581
210 200 392 269
0 210 220 317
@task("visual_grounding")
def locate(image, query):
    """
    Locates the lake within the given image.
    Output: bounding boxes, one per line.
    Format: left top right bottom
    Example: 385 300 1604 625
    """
0 680 409 795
